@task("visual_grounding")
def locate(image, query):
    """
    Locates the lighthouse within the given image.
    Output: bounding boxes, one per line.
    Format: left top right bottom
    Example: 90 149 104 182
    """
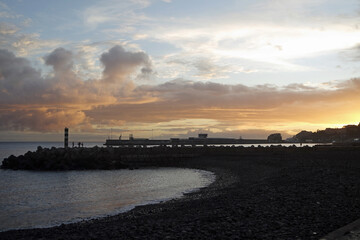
64 127 69 148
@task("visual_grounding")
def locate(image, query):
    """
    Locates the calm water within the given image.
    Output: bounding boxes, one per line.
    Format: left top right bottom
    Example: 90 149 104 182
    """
0 142 215 232
0 169 214 232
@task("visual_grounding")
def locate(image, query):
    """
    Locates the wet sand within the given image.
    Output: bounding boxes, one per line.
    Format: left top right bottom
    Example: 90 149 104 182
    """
1 147 360 239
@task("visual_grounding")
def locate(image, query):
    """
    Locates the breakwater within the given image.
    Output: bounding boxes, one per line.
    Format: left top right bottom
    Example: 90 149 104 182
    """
0 146 197 170
1 146 129 170
2 144 359 171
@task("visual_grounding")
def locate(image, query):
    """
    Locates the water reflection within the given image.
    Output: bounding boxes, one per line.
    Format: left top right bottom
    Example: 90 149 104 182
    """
0 168 214 231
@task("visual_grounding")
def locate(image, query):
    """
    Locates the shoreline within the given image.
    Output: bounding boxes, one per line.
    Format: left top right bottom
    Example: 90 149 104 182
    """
0 167 215 233
1 147 360 239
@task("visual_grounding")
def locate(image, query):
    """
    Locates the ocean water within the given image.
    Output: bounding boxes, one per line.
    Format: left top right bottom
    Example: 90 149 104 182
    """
0 142 215 232
0 168 214 232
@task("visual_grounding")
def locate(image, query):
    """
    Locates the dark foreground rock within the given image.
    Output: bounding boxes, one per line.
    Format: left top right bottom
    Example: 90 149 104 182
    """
1 146 360 239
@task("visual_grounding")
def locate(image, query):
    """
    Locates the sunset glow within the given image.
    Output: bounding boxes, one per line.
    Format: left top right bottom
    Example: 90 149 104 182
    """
1 0 360 141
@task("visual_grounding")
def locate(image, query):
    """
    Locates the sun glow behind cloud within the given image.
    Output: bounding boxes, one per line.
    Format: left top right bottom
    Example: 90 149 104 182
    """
187 25 360 71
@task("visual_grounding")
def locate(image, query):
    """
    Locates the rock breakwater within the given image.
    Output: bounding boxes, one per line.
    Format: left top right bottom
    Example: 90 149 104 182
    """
2 144 359 171
1 146 129 170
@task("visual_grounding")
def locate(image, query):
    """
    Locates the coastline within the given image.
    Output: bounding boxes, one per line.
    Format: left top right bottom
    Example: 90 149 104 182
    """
1 147 360 239
0 167 215 233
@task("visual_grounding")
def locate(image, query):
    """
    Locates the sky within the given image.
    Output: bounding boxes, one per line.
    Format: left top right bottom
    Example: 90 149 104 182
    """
1 0 360 141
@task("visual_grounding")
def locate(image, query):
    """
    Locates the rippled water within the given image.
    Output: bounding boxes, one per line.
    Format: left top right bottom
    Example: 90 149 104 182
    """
0 168 215 232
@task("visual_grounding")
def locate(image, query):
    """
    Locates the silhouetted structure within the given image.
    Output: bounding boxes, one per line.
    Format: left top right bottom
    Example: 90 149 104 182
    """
105 133 271 147
64 128 69 148
267 133 282 143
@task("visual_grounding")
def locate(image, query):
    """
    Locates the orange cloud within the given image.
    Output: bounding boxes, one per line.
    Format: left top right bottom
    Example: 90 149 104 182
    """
0 108 88 131
87 78 360 124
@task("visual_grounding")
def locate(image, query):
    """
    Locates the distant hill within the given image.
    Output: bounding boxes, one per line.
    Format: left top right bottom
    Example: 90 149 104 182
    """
293 123 360 143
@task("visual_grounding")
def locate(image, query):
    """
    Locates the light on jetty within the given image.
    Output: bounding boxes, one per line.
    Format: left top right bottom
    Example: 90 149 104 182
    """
64 127 69 148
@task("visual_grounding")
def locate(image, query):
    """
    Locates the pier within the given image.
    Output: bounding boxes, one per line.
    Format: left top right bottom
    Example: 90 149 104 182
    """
104 134 270 147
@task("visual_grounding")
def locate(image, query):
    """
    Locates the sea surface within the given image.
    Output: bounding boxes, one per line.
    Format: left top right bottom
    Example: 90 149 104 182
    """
0 142 215 232
0 168 214 232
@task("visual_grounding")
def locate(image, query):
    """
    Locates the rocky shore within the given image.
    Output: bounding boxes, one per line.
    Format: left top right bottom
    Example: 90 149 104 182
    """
1 146 360 239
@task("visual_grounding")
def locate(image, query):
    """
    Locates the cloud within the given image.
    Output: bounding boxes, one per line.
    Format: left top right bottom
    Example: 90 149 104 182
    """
0 2 9 10
0 19 64 57
100 45 152 84
164 56 254 80
10 33 64 57
0 22 18 35
0 49 46 104
193 58 255 79
118 0 360 79
0 48 103 105
0 1 21 19
68 0 360 87
44 47 73 73
82 0 150 29
0 46 157 132
0 4 63 58
73 40 132 80
0 108 88 131
86 78 360 130
2 46 360 138
342 43 360 61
